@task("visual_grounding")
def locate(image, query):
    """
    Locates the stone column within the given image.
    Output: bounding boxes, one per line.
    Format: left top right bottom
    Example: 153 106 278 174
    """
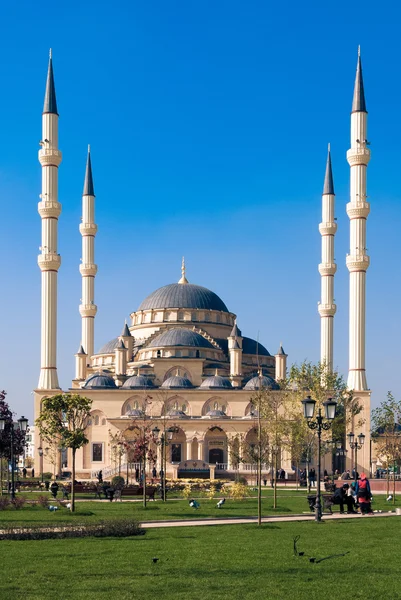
198 440 204 461
186 441 192 461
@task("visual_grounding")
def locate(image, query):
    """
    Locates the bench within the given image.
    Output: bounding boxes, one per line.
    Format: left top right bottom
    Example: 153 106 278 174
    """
307 494 334 514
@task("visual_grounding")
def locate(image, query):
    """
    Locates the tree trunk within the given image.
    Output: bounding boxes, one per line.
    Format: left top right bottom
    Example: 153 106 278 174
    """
0 458 3 496
143 453 147 508
257 413 262 526
71 449 76 512
273 451 278 509
387 466 390 497
296 460 299 491
393 460 396 505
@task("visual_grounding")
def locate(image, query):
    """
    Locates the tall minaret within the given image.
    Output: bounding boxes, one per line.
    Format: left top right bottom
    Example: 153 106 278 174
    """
318 145 337 373
79 146 98 361
37 50 62 390
346 47 370 391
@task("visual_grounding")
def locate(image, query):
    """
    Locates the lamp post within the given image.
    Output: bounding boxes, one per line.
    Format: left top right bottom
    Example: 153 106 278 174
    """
38 447 44 484
347 432 365 481
0 415 28 500
301 396 337 522
152 426 174 502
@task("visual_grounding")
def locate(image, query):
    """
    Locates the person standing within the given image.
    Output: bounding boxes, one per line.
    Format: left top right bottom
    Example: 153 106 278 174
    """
356 473 373 515
309 468 316 488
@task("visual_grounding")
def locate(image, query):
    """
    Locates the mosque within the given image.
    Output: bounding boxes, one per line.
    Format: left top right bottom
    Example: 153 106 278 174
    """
34 50 371 479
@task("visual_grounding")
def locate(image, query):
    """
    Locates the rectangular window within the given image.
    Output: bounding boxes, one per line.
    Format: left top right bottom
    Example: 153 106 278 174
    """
92 443 103 462
171 444 182 463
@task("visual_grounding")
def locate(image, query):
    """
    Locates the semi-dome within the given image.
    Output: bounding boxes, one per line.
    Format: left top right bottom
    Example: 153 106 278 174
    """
200 375 232 389
244 375 279 391
242 337 271 356
97 337 119 354
148 328 214 349
161 375 193 389
125 408 145 418
122 375 155 389
138 283 229 313
167 409 187 418
83 373 117 389
204 409 228 418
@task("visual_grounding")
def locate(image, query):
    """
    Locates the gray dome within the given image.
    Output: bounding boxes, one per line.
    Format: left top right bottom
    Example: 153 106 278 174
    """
148 328 214 349
138 283 229 312
242 337 271 356
200 375 232 389
244 375 279 391
122 375 155 389
97 337 119 354
126 408 145 418
84 373 117 389
167 409 187 418
204 409 228 418
161 375 193 389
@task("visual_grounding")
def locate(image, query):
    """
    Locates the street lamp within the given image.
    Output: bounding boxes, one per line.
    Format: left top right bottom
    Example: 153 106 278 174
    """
38 447 44 483
152 426 175 502
301 396 337 522
347 432 365 481
0 415 28 500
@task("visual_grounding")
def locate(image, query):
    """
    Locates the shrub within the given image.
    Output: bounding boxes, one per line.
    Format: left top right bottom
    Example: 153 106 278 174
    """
111 476 125 489
43 473 53 480
182 485 192 500
0 496 10 510
36 495 49 508
11 496 26 510
206 484 217 500
0 519 143 541
229 482 250 501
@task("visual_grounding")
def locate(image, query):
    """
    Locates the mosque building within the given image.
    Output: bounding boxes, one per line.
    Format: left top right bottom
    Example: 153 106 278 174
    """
34 49 371 479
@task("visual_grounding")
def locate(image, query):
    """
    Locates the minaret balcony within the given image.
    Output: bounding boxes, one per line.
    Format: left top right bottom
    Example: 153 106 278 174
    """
346 201 370 219
38 148 62 167
37 253 61 271
79 303 98 317
79 222 98 236
319 222 337 236
79 263 98 276
346 147 370 166
318 303 337 317
346 254 370 272
318 263 337 276
38 200 61 218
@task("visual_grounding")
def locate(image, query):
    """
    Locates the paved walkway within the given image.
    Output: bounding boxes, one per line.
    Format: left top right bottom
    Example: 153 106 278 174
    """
141 511 399 528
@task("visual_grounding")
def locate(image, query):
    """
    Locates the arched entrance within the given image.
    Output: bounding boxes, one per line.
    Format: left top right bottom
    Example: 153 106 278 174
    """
209 448 224 464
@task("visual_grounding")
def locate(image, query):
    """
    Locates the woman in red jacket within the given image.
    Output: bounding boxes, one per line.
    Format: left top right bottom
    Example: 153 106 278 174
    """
356 473 373 515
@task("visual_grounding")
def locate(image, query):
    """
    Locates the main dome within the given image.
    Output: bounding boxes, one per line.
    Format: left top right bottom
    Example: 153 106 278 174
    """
138 283 229 313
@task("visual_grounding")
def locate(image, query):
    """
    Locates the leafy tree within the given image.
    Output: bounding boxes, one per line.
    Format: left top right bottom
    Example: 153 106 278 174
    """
371 392 401 502
36 393 92 512
0 391 27 494
108 430 125 476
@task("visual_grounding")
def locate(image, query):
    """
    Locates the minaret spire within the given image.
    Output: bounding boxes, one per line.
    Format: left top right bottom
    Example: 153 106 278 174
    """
346 47 370 391
351 46 367 113
79 146 98 361
178 256 188 284
37 53 62 389
43 49 58 115
318 144 337 374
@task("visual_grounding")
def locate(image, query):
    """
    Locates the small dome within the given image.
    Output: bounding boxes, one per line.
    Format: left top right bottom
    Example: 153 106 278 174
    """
204 409 228 418
167 409 187 418
242 337 271 356
161 375 193 389
122 375 154 389
84 372 117 389
200 375 232 389
138 282 229 312
147 328 214 349
126 408 145 418
244 375 279 391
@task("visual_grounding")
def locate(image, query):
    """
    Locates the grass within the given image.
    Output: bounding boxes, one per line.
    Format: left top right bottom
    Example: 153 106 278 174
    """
0 490 397 528
1 517 401 599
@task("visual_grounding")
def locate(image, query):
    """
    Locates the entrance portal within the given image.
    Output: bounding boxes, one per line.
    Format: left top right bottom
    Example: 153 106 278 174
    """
209 448 223 464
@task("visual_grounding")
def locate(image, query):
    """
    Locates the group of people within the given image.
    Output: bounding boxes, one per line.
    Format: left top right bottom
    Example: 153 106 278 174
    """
299 468 316 487
331 473 373 515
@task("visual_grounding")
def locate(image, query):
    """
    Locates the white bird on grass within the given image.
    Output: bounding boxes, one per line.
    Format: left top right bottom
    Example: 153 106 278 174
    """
387 495 393 502
216 498 226 508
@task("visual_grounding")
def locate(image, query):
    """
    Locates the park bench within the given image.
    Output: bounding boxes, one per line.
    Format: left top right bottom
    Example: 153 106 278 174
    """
306 494 334 514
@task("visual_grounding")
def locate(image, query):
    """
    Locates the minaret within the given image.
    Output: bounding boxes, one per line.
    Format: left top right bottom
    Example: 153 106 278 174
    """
228 321 243 387
75 345 87 382
120 323 134 362
346 47 370 391
274 344 287 381
178 256 188 284
37 50 62 390
115 340 127 385
79 146 98 362
318 145 337 373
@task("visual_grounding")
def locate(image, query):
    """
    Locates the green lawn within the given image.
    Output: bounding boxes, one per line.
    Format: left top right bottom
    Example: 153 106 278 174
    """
1 518 400 600
0 490 397 528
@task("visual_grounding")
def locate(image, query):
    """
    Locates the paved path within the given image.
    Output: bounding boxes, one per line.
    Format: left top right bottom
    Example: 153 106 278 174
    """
141 511 399 528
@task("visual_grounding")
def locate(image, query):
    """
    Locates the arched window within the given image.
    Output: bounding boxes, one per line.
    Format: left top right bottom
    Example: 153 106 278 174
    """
214 401 219 410
173 401 179 410
181 404 187 413
94 415 99 426
101 418 106 426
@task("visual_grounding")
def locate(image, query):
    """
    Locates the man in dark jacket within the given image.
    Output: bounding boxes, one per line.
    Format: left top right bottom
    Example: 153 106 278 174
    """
332 484 356 514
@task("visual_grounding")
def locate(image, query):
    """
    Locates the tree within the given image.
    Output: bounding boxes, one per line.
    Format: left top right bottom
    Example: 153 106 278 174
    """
371 392 401 502
36 393 92 512
109 430 125 477
0 391 27 495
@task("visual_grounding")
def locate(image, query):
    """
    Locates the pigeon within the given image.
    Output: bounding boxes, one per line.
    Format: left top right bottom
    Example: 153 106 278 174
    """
48 505 58 512
189 499 200 509
152 558 159 564
387 495 393 502
66 503 71 509
217 498 226 508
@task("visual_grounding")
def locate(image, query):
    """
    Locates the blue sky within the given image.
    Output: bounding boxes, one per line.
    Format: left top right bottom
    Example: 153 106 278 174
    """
0 2 400 420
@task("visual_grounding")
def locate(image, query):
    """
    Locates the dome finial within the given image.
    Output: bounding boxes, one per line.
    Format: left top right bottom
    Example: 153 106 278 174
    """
178 256 188 284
